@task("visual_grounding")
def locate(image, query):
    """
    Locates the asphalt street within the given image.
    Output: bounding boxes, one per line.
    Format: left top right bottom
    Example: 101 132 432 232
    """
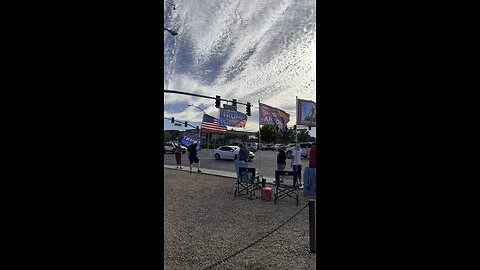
163 149 310 179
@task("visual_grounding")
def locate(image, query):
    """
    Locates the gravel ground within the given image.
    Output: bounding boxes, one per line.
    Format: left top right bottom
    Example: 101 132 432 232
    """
164 168 316 270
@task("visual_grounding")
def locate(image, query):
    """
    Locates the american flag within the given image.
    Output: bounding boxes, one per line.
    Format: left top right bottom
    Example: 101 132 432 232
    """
201 114 227 132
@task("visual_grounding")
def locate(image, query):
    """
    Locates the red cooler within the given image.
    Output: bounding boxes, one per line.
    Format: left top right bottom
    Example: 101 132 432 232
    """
261 187 272 201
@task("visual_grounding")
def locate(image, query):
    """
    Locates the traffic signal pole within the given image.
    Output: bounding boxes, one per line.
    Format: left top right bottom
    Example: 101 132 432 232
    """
164 89 253 115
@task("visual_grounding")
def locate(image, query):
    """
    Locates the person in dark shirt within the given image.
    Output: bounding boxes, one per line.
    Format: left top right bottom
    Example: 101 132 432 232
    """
187 143 201 174
237 143 249 164
277 146 287 171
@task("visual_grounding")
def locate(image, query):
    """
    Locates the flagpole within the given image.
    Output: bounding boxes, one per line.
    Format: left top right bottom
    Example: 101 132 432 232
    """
258 100 261 173
296 96 298 145
198 114 202 144
216 108 220 149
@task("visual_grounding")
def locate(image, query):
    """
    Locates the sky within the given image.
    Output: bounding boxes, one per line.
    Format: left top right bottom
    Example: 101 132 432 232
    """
164 0 316 137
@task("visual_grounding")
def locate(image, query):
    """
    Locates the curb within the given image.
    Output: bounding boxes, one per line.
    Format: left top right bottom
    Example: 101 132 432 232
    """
163 165 302 188
164 166 237 180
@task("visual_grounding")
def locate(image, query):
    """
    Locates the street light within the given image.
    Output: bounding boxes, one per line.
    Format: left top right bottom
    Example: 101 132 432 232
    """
164 27 178 36
188 104 207 114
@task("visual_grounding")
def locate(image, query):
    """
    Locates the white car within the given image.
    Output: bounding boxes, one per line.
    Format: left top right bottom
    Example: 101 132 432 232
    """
273 143 285 151
164 142 187 154
246 142 258 152
260 143 270 150
213 146 255 161
286 142 313 159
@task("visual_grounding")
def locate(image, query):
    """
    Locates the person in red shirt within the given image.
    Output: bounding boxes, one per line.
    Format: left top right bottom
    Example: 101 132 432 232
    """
309 144 316 168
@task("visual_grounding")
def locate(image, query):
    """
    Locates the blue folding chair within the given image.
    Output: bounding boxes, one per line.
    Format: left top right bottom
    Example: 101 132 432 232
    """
303 167 316 196
234 160 247 177
235 167 257 199
274 170 299 205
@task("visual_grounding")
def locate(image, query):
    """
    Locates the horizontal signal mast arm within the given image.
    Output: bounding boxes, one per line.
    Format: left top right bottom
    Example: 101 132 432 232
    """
164 89 252 107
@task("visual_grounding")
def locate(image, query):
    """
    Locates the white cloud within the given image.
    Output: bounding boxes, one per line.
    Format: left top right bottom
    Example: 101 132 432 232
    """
164 0 316 135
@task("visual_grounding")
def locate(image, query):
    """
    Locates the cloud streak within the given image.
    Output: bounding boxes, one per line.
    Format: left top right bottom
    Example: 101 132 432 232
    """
164 0 316 134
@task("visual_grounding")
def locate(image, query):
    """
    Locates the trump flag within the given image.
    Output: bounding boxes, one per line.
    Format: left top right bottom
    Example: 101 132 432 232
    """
259 103 290 131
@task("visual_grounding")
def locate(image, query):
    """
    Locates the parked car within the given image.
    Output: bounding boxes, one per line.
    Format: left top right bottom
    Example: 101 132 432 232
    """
246 142 258 152
164 142 186 154
213 146 255 161
286 142 313 159
260 143 270 150
273 143 285 151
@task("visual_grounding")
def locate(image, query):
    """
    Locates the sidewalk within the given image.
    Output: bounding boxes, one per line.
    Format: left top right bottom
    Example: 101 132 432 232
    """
163 168 315 269
164 164 277 185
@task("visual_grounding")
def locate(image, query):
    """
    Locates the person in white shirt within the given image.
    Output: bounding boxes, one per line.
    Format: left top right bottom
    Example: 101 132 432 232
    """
290 144 303 186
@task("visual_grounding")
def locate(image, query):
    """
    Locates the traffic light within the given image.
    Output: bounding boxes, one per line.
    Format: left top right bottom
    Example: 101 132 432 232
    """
246 102 251 116
185 121 187 127
171 117 174 123
294 125 297 130
232 99 237 107
215 95 220 108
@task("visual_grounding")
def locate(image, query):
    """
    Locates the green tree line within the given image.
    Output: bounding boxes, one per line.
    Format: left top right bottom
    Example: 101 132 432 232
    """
256 126 315 144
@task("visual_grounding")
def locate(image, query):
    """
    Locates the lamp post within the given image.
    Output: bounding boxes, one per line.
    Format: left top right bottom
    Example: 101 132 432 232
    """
188 104 207 114
188 104 207 148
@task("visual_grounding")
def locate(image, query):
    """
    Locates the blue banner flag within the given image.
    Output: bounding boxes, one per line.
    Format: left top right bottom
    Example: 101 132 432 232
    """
218 108 248 128
181 135 201 151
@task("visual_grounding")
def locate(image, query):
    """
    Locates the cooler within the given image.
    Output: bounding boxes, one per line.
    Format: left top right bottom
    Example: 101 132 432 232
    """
261 187 272 201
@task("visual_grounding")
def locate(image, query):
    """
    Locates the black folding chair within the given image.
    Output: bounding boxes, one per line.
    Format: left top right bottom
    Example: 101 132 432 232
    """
235 167 257 199
274 170 299 205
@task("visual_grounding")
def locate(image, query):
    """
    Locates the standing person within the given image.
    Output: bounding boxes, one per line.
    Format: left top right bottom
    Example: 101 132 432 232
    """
277 145 287 183
290 144 303 186
237 143 249 166
277 146 287 171
309 144 316 168
187 142 201 174
174 143 183 169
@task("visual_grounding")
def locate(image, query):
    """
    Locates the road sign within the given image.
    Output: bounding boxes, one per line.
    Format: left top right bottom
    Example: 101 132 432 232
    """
223 104 237 111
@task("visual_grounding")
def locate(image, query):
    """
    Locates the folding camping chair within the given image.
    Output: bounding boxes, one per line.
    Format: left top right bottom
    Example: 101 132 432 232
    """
235 167 257 199
234 160 247 178
274 170 299 205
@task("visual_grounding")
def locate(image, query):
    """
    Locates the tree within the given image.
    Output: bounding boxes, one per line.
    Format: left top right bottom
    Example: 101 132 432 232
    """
297 130 311 142
164 132 172 141
259 125 280 143
280 128 295 144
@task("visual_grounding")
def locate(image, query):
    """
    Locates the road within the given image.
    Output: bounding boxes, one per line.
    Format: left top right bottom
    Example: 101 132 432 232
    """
164 149 310 179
